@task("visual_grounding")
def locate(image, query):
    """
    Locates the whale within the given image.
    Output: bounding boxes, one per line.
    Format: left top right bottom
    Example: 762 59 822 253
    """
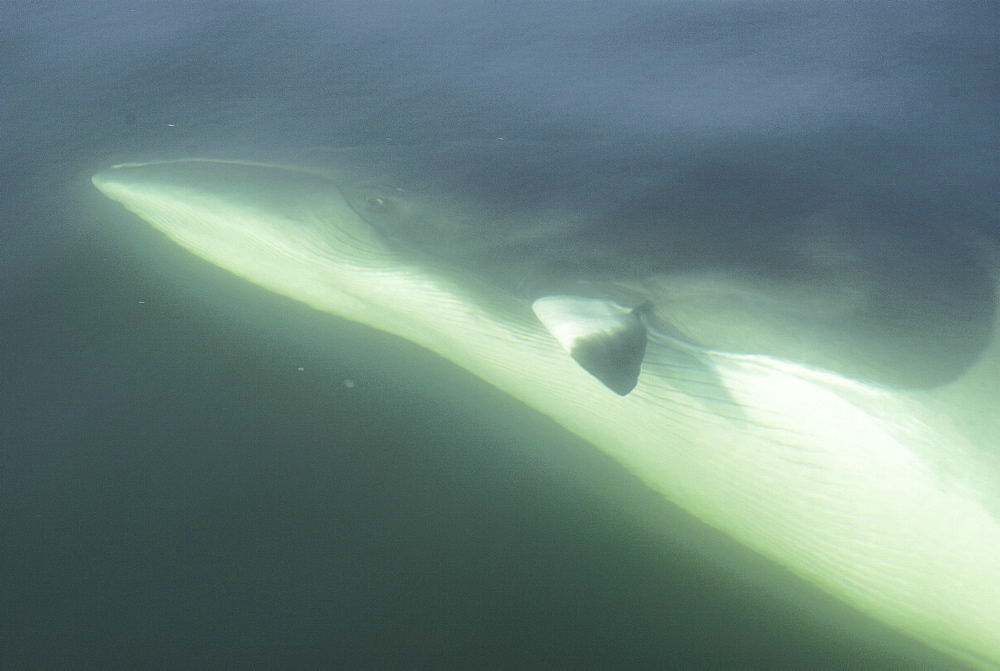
92 149 1000 668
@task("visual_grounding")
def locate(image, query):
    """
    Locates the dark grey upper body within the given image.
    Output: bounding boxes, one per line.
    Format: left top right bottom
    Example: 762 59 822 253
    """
304 131 997 391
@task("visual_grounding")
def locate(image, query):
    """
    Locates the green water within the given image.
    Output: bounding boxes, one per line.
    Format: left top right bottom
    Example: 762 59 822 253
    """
1 219 958 669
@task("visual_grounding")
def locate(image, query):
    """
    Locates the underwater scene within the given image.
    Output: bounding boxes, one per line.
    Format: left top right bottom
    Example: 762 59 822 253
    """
3 2 999 668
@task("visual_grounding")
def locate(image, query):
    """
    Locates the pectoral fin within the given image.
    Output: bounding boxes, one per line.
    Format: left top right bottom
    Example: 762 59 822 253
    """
532 295 647 395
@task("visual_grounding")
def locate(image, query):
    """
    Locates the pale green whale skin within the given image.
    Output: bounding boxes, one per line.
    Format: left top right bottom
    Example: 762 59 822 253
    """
93 159 1000 668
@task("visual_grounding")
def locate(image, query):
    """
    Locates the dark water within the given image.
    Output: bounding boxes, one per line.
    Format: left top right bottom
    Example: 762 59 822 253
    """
3 2 996 668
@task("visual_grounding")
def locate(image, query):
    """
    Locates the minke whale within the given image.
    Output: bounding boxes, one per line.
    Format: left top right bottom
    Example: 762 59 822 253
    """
93 147 1000 668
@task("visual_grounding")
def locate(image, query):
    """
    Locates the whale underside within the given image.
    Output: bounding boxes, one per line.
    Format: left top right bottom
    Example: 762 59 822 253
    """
92 142 1000 668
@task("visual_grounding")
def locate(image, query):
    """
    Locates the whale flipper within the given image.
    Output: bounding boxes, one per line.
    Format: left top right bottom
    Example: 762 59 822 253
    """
532 295 647 395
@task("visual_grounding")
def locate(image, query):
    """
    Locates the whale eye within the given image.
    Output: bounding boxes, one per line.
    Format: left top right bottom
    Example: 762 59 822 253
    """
365 194 390 211
344 184 400 222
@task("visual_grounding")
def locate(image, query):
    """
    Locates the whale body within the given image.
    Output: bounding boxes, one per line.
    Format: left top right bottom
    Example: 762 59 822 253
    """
93 157 1000 668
